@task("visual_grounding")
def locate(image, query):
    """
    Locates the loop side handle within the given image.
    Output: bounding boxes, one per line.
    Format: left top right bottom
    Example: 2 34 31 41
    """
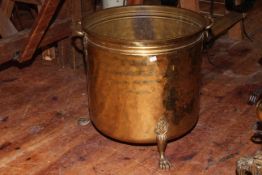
73 21 86 38
72 21 88 55
205 15 214 30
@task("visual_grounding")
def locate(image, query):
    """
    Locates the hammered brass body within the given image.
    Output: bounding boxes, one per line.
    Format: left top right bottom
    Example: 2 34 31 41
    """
88 40 203 143
82 6 207 144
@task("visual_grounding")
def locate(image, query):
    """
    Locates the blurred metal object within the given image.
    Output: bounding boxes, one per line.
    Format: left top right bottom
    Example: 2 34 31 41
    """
236 88 262 174
249 87 262 122
236 151 262 175
248 88 262 105
251 121 262 143
249 88 262 142
78 117 90 126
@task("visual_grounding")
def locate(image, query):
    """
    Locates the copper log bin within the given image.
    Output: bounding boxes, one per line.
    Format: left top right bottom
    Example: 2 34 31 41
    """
82 6 210 169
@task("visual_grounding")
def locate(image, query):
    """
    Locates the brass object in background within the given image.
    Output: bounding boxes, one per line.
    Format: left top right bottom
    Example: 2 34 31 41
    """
249 88 262 143
236 151 262 175
236 88 262 175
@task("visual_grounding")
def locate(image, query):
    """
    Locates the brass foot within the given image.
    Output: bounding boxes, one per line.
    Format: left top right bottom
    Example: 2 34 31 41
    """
159 153 171 170
155 117 171 170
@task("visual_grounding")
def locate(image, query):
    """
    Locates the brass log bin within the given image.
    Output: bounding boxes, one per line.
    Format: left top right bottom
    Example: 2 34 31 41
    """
79 6 242 169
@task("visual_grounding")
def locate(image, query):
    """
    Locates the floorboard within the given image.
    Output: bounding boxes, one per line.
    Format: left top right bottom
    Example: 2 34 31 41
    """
0 1 262 174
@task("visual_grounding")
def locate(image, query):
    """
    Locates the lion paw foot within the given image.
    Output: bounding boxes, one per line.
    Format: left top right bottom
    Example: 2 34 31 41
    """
159 157 171 170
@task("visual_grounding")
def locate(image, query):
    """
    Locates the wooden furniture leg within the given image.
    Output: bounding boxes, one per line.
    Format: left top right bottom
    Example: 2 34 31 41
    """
0 9 17 37
1 0 15 17
18 0 61 62
180 0 242 40
180 0 199 12
227 0 243 40
127 0 144 5
37 0 56 62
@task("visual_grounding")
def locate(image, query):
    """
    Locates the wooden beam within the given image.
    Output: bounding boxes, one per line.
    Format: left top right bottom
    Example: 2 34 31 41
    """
228 0 243 40
0 19 72 64
180 0 199 12
0 0 15 17
127 0 144 5
18 0 61 62
0 9 17 37
210 11 243 39
14 0 42 5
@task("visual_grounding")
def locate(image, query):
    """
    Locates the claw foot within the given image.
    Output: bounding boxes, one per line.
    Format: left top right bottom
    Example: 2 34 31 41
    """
155 117 170 170
159 157 171 170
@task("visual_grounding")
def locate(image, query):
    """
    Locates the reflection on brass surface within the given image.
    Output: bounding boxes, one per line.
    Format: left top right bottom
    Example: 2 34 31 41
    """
155 117 171 170
237 151 262 175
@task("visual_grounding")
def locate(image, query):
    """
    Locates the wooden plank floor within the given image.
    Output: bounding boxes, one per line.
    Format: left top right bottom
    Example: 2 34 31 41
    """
1 3 262 175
